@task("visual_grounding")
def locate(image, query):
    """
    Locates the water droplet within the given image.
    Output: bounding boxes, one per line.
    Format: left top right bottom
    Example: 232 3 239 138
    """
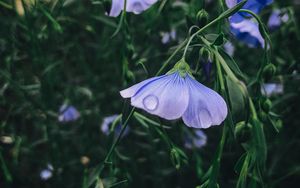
143 95 159 111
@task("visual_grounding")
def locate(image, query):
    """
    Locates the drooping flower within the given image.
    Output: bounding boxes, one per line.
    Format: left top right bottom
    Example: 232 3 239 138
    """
58 104 80 123
202 59 212 81
261 83 283 96
109 0 158 17
267 9 289 31
226 0 272 48
226 0 273 23
184 129 207 149
230 18 265 48
120 60 228 129
101 114 130 136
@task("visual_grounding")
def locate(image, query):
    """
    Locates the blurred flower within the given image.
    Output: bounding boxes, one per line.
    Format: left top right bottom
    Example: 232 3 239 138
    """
80 156 90 166
40 164 53 181
230 18 265 48
224 41 235 56
0 136 14 144
184 130 207 149
109 0 158 17
226 0 272 48
226 0 273 23
261 83 283 96
161 29 177 44
58 105 80 123
120 61 227 129
15 0 36 16
202 59 212 81
267 9 289 31
101 115 130 136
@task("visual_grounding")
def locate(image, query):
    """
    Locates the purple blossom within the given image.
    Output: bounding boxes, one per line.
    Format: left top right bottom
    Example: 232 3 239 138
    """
223 41 235 56
120 70 227 129
202 60 212 81
267 9 289 31
261 83 283 96
226 0 273 23
226 0 272 48
101 114 130 137
58 105 80 123
184 129 207 149
230 18 265 48
40 164 54 181
161 29 177 44
109 0 158 17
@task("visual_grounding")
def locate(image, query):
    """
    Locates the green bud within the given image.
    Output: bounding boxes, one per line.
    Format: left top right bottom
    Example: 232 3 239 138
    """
259 111 268 122
196 9 209 26
262 63 276 80
262 98 272 112
199 47 211 61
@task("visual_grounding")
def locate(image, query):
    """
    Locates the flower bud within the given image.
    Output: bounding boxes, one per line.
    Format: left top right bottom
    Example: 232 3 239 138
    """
262 98 272 112
262 64 276 80
196 9 209 27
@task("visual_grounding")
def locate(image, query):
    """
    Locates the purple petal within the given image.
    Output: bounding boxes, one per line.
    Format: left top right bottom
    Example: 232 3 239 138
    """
120 75 166 98
109 0 124 17
122 72 189 120
58 105 80 122
182 75 227 128
230 18 265 48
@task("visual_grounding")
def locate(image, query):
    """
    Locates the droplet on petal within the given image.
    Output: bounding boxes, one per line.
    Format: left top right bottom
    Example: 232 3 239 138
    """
143 95 159 111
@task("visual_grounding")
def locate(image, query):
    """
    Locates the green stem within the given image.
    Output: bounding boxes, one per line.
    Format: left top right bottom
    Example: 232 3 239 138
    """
96 107 135 177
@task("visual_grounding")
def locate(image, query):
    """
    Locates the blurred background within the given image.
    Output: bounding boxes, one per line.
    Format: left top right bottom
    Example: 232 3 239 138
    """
0 0 300 187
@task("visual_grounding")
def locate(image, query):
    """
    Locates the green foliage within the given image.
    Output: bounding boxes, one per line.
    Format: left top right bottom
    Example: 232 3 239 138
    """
1 0 300 188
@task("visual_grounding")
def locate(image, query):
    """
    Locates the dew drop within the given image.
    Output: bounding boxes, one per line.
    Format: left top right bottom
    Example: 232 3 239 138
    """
143 95 159 111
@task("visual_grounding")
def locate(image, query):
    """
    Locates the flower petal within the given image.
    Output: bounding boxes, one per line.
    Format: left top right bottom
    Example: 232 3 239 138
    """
130 72 189 120
182 75 228 128
230 18 265 48
120 75 166 98
109 0 124 17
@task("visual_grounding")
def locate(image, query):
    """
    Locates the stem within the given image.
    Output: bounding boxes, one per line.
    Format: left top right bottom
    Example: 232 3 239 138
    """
249 98 258 119
97 107 135 176
156 39 187 76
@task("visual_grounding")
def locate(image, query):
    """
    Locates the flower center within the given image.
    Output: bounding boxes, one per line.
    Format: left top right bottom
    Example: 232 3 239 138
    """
168 59 192 77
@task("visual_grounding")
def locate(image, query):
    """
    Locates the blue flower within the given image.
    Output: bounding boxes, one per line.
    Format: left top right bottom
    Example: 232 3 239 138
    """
202 59 212 81
58 105 80 123
40 164 54 181
109 0 158 17
120 71 227 129
101 114 130 137
161 29 177 44
261 83 283 96
267 9 289 31
184 129 207 149
226 0 273 23
223 41 235 56
230 18 265 48
226 0 272 48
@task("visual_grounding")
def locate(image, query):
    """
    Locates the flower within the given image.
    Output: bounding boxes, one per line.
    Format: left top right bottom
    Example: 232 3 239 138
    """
120 60 228 128
226 0 272 48
101 114 130 136
184 129 207 149
109 0 158 17
202 59 212 81
161 29 177 44
267 9 289 31
261 83 283 96
58 104 80 123
223 41 235 56
226 0 273 23
230 18 265 48
40 164 54 181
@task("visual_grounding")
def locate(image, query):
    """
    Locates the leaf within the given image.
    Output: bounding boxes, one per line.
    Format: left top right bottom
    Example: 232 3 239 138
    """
212 33 224 46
